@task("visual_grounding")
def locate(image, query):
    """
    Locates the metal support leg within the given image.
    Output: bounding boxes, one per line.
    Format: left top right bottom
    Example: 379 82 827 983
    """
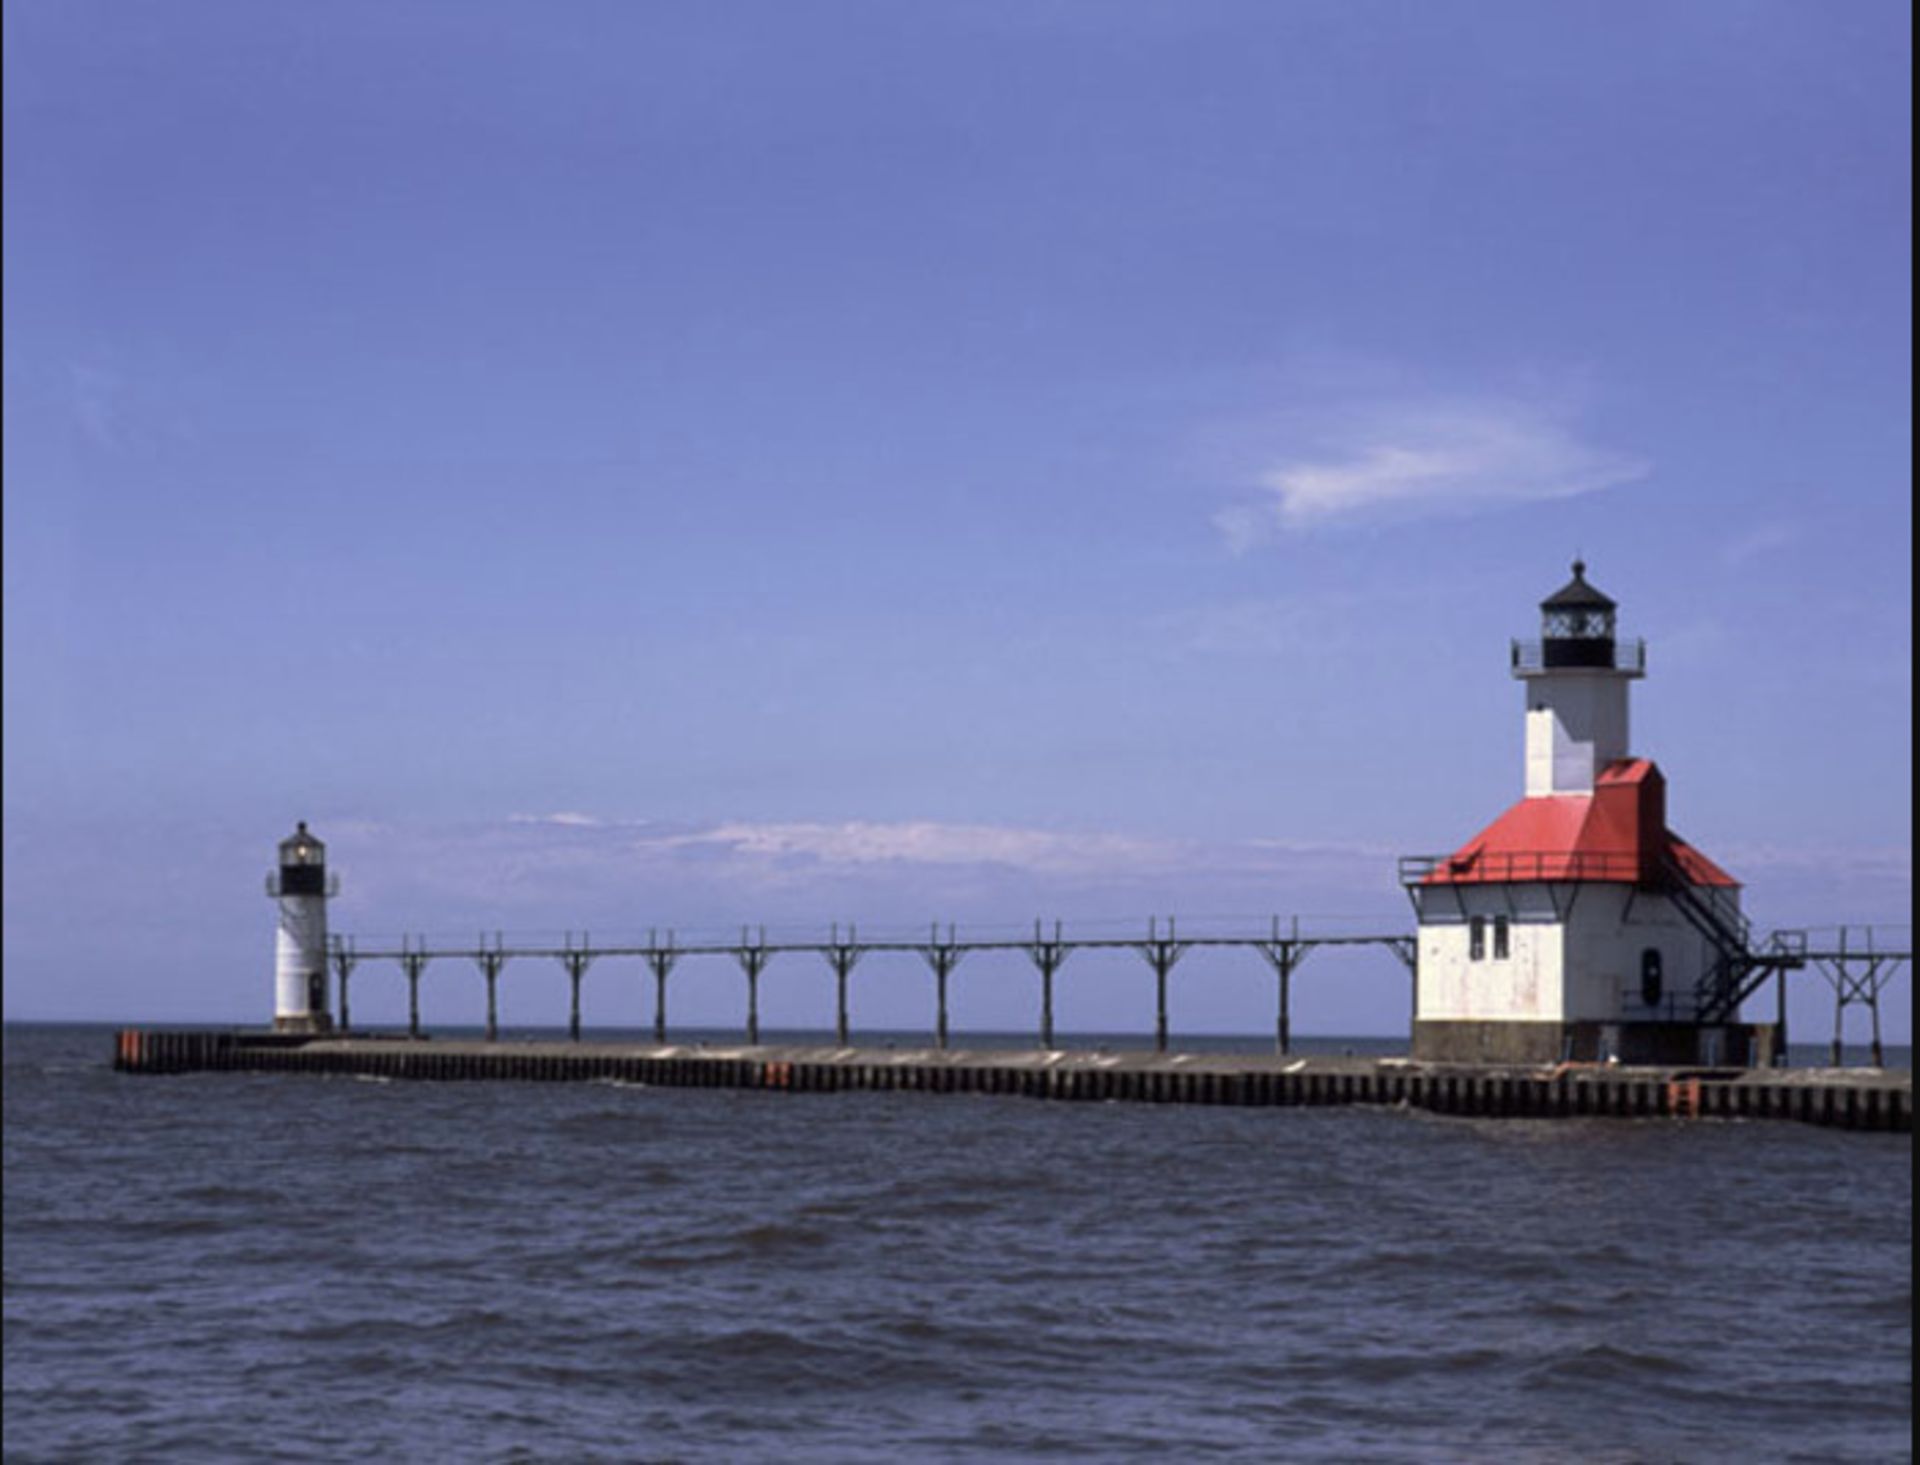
1832 976 1845 1067
402 946 428 1038
333 945 357 1033
920 926 961 1051
555 938 595 1044
473 941 509 1043
1816 938 1910 1072
1870 984 1884 1069
827 927 861 1047
646 933 679 1045
1136 919 1188 1055
735 933 770 1046
1026 921 1068 1051
1776 966 1790 1067
1254 927 1306 1056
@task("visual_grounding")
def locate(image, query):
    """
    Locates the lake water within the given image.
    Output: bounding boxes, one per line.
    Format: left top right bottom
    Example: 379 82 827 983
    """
5 1023 1911 1461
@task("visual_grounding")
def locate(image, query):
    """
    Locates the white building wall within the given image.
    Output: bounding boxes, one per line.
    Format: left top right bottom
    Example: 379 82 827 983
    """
1415 885 1564 1022
1559 884 1738 1023
1523 673 1630 796
1416 881 1740 1025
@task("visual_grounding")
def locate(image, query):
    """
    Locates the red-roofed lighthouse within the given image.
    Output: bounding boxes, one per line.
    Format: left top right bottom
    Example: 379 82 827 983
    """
1401 563 1761 1066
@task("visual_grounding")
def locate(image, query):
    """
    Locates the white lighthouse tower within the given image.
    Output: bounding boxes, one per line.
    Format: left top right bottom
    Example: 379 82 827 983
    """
268 821 337 1032
1522 561 1636 797
1402 564 1762 1067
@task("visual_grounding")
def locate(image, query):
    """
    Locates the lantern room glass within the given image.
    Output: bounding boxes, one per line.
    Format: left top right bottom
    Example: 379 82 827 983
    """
279 824 325 866
1542 606 1615 641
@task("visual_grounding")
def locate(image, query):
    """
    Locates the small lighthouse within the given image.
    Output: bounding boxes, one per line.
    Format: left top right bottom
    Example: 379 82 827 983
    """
267 821 336 1033
1402 564 1760 1066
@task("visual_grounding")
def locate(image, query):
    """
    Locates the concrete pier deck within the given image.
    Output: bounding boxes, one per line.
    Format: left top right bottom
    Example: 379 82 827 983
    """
113 1029 1910 1131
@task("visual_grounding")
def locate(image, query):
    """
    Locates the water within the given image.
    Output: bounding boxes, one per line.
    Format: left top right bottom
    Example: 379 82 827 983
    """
5 1025 1910 1462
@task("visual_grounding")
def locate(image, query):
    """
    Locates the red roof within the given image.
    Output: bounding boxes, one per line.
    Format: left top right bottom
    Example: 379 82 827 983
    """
1423 758 1737 887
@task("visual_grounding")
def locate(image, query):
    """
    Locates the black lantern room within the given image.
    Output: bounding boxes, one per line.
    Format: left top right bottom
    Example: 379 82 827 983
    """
277 821 328 896
1538 560 1618 668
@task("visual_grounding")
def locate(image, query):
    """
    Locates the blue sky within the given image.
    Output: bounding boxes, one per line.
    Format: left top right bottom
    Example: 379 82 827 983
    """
4 1 1910 1039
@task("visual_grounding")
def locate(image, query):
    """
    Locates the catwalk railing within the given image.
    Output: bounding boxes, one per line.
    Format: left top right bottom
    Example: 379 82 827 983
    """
1398 851 1647 883
1510 638 1647 675
327 917 1417 1054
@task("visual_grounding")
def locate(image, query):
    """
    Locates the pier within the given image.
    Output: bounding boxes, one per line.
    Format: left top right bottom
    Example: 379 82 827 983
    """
110 1031 1911 1131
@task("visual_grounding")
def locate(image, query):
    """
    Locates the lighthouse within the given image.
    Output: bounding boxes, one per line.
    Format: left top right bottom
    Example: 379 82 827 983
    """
267 821 337 1032
1401 564 1762 1067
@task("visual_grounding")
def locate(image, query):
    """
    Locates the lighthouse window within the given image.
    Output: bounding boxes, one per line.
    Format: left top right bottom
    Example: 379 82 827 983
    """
1469 916 1486 961
1493 915 1510 959
1640 948 1664 1008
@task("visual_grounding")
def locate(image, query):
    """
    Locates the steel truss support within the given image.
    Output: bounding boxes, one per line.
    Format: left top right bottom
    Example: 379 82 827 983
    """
917 924 964 1050
1134 917 1191 1054
330 936 360 1032
1815 932 1909 1069
1025 920 1071 1049
399 937 431 1039
559 933 595 1043
825 923 862 1046
474 932 509 1041
733 927 772 1045
1253 919 1319 1055
644 929 680 1044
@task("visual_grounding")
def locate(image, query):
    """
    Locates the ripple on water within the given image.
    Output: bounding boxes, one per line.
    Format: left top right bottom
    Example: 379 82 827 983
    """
3 1026 1912 1464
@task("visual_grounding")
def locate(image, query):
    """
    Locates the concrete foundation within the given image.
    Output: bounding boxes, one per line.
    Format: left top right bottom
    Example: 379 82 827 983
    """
112 1030 1908 1132
271 1013 335 1035
1413 1019 1771 1067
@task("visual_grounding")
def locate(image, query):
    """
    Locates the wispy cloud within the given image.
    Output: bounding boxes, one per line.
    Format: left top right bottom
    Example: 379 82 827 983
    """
1147 592 1372 659
483 815 1345 879
684 820 1166 874
1216 397 1647 547
322 814 1407 941
1719 521 1796 566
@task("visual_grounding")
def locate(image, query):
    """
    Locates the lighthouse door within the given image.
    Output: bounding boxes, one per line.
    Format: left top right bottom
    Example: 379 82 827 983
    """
307 971 326 1013
1640 949 1664 1012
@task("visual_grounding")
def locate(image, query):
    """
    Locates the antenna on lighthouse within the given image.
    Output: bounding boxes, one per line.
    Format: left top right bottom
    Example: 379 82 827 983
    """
266 821 338 1032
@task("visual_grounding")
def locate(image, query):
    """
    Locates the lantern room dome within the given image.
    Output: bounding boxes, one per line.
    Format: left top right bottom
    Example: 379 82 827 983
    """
1540 558 1616 613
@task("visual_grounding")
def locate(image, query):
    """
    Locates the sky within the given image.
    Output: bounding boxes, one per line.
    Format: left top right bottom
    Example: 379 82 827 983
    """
3 1 1910 1040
